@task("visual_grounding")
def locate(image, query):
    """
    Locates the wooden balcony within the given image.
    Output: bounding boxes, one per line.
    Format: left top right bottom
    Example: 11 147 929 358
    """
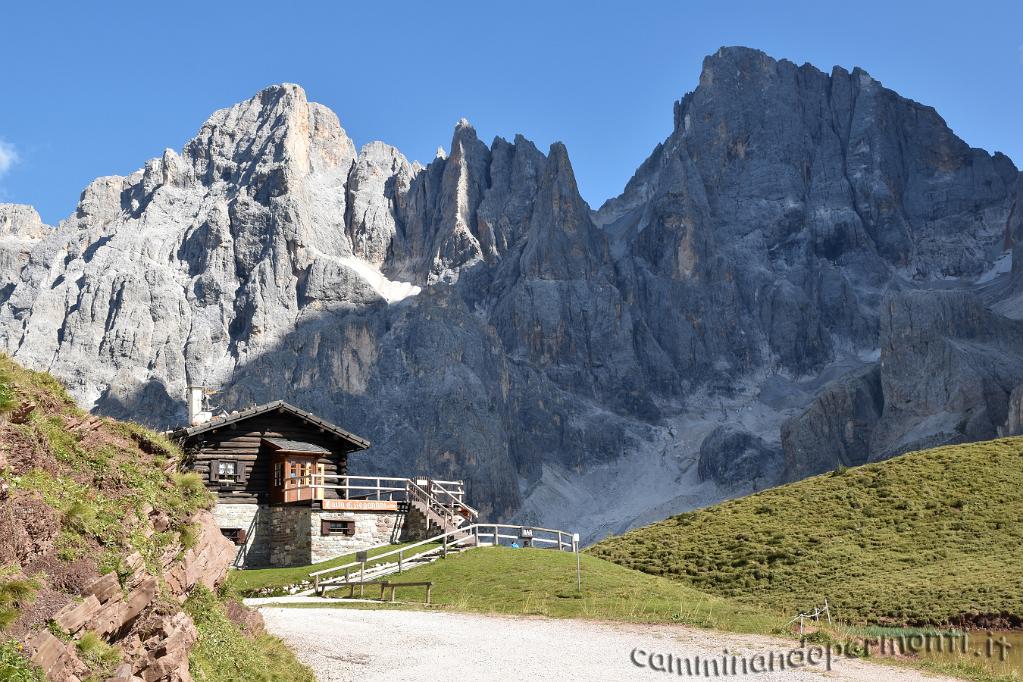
270 473 478 523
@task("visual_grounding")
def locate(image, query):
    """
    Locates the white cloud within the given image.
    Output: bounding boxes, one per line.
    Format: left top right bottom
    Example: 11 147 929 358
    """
0 140 18 178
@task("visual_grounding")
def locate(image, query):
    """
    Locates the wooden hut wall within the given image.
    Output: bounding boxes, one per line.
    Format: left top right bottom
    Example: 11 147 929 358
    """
184 412 352 502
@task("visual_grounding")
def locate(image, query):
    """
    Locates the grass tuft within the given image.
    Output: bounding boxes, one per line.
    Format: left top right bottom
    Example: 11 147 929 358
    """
75 631 121 677
0 566 39 631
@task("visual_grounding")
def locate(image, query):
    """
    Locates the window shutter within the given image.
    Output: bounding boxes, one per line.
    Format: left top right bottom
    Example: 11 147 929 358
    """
237 528 248 544
208 459 219 483
320 519 331 536
236 462 248 485
345 522 356 537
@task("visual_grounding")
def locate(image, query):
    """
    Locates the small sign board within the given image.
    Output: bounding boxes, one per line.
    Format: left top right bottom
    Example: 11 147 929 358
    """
321 499 399 511
355 550 369 563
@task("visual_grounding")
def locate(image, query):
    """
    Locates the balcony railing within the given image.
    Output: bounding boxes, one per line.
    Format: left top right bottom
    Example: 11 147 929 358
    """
275 474 478 522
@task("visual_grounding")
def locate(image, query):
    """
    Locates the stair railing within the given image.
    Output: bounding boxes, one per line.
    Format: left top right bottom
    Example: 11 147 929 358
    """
308 522 577 590
406 479 466 530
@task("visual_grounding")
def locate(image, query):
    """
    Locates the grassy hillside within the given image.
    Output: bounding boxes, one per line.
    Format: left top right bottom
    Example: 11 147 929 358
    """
590 437 1023 627
0 355 313 679
307 546 785 634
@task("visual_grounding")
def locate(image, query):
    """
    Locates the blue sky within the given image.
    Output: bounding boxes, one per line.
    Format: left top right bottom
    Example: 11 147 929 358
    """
1 1 1021 225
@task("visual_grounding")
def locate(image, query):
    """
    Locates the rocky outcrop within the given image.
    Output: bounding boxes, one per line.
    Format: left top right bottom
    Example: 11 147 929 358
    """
781 365 884 480
1001 385 1023 436
33 509 234 682
1 48 1020 536
783 291 1023 478
871 291 1023 455
345 142 417 269
698 426 782 487
0 204 49 305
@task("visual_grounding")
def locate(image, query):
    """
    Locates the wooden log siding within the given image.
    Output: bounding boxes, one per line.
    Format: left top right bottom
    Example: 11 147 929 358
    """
183 412 356 503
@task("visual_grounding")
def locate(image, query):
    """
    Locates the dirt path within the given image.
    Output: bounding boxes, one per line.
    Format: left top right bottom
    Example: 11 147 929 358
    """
259 607 957 681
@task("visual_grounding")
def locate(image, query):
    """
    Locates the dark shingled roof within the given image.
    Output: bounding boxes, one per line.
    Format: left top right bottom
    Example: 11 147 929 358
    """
262 437 330 454
170 400 370 451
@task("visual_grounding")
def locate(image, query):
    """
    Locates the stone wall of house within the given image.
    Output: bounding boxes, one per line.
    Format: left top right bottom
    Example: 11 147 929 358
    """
309 510 405 564
214 503 271 568
269 506 313 566
212 504 408 567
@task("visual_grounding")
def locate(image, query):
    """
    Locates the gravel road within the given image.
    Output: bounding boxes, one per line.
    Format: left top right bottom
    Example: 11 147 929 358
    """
260 608 956 681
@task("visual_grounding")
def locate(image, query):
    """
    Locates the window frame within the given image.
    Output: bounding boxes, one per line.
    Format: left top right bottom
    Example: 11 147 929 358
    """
220 527 247 546
320 519 356 537
217 460 238 483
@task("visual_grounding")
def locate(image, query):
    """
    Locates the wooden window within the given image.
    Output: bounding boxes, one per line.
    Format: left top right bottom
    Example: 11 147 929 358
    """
320 519 355 537
217 461 236 482
314 463 325 501
221 528 247 546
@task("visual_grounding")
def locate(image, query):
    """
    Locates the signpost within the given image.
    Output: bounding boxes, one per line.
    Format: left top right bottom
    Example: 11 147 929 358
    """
573 532 581 592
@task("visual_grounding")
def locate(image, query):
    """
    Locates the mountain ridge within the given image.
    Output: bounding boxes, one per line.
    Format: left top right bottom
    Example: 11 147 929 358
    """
1 46 1020 539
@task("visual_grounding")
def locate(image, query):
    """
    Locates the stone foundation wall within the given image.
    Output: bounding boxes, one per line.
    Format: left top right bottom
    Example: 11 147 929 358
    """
309 510 405 564
213 503 408 567
214 503 271 568
269 506 312 566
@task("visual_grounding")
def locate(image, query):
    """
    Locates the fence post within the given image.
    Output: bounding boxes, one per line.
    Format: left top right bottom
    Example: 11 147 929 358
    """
398 550 403 574
360 561 366 598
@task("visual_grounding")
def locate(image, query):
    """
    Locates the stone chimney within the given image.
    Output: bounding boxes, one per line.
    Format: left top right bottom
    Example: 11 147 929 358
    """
186 386 213 426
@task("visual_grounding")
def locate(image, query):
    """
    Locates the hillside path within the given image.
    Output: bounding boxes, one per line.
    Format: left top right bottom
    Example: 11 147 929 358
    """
259 607 957 681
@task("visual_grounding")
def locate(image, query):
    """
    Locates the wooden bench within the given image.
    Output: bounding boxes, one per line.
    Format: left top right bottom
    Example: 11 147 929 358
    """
379 581 433 604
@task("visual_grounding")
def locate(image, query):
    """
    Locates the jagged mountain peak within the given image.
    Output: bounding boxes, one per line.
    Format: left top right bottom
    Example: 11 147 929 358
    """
1 50 1021 541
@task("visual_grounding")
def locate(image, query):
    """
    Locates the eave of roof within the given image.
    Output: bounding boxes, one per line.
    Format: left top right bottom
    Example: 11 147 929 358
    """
169 400 370 450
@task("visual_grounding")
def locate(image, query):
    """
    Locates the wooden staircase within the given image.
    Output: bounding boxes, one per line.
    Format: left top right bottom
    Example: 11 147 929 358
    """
405 479 476 539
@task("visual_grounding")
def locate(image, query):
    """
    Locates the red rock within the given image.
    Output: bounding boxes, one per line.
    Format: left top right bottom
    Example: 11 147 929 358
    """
223 599 264 636
28 630 70 676
105 662 135 681
85 572 122 604
53 595 101 634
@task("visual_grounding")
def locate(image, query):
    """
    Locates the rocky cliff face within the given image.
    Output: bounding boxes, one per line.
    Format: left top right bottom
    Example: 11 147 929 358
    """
1 47 1020 539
